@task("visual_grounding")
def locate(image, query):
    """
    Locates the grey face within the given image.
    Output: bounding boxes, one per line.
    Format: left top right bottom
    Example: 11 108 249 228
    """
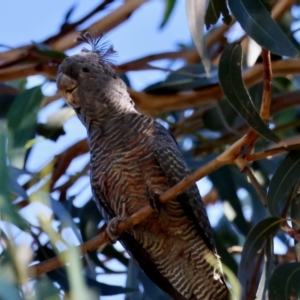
56 52 132 124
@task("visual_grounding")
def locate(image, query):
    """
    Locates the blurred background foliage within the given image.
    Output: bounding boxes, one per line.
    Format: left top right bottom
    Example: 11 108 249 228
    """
1 0 300 299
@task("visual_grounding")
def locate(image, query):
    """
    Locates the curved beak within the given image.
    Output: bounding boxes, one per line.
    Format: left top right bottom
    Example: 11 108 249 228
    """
56 73 77 96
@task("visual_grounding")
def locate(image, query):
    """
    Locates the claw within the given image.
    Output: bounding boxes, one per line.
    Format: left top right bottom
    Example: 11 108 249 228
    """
106 216 127 243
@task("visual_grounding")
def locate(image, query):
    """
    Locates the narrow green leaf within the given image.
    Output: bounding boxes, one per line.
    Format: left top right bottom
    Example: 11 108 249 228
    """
7 86 43 149
205 0 232 29
202 100 237 132
238 217 281 299
267 150 300 217
36 49 67 60
268 262 300 300
0 83 19 119
0 128 27 229
32 42 67 59
186 0 210 74
7 86 43 167
227 0 298 57
160 0 176 29
219 44 280 143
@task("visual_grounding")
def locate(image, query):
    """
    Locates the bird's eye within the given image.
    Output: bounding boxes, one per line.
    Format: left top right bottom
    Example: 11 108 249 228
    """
82 67 90 73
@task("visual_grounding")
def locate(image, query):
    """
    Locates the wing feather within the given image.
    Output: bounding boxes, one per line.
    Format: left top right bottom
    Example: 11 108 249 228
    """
152 121 216 253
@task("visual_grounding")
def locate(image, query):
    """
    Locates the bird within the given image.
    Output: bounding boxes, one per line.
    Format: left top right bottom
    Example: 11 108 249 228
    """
56 32 229 300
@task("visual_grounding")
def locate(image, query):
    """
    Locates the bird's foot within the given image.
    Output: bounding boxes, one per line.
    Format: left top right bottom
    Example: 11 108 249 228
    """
106 217 127 243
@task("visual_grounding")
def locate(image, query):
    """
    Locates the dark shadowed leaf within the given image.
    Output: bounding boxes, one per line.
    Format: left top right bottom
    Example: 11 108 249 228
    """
160 0 176 28
267 150 300 216
202 100 237 132
126 259 142 300
209 166 249 236
205 0 232 29
144 64 218 94
101 244 129 267
268 262 300 300
7 86 43 149
140 271 172 300
255 237 274 300
231 169 267 224
219 44 280 143
227 0 298 57
0 128 27 229
238 217 281 298
0 84 19 119
291 180 300 260
36 123 66 141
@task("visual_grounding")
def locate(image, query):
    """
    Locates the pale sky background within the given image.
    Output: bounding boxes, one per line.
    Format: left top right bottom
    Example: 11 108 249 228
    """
0 1 290 299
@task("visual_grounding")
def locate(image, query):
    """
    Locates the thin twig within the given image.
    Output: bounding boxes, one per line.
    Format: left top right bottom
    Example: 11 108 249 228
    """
242 165 267 206
260 49 272 121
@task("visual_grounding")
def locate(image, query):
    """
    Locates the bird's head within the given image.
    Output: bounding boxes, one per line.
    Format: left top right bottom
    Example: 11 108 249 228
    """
56 32 135 127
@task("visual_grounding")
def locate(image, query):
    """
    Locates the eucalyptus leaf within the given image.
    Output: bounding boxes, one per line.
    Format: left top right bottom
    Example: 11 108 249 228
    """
290 180 300 261
227 0 298 57
238 217 281 299
145 64 218 94
209 166 249 236
205 0 232 29
7 86 43 167
219 44 280 143
255 237 274 300
160 0 176 28
186 0 210 73
0 127 27 229
267 150 300 216
268 262 300 300
0 83 19 119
